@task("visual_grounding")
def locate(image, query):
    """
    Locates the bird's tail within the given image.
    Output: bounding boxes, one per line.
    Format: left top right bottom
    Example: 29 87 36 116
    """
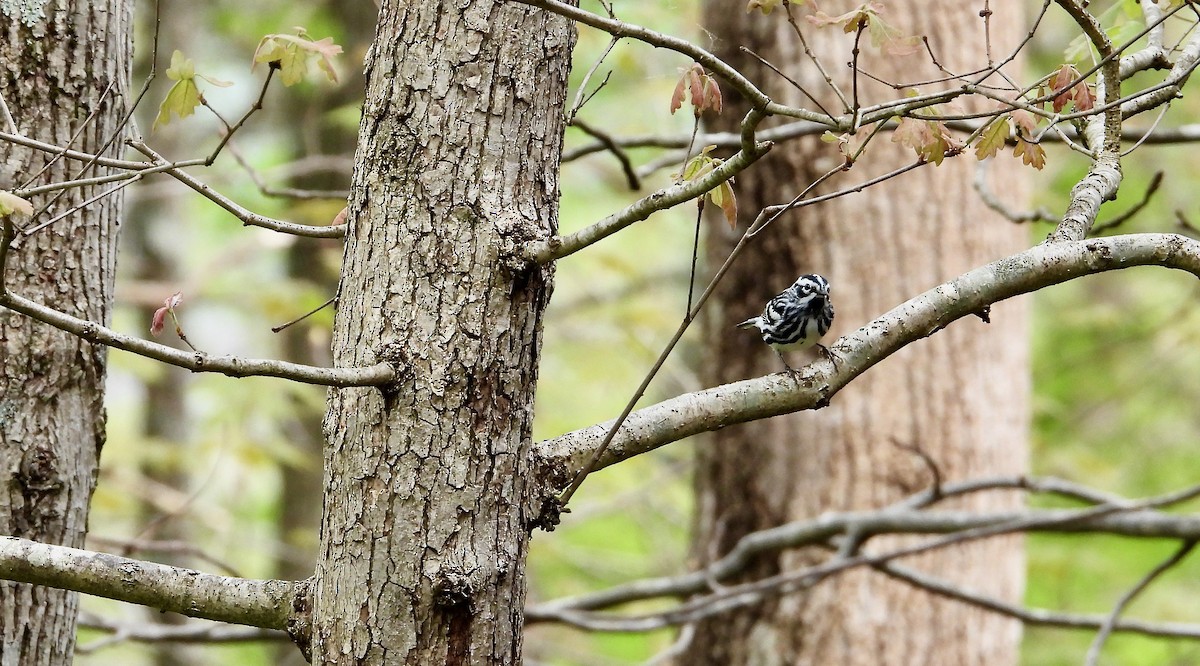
735 317 758 329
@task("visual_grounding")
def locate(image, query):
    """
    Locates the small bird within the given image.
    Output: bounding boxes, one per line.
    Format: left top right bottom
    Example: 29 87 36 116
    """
736 273 835 372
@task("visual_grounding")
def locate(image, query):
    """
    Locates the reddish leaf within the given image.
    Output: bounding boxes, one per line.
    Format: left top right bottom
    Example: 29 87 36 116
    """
1013 137 1046 170
150 307 168 336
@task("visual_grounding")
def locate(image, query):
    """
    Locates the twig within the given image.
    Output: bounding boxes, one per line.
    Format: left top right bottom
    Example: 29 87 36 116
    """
567 37 618 122
1084 540 1198 666
129 141 345 238
202 67 276 165
571 119 639 190
0 289 394 387
1089 171 1163 236
874 560 1200 642
272 295 336 333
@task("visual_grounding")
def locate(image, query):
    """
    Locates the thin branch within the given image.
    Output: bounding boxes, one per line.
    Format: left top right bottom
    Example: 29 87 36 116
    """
973 160 1056 224
571 119 639 190
77 612 288 649
508 0 837 124
567 36 618 122
1085 540 1198 666
0 290 394 387
0 536 294 630
528 484 1200 631
1089 171 1164 236
527 132 770 263
535 233 1200 475
202 67 276 165
875 561 1200 642
129 141 346 239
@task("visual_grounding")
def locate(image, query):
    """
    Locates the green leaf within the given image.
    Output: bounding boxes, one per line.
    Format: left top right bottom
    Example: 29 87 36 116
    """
975 116 1010 161
710 180 738 228
153 50 231 130
154 51 202 129
253 28 343 86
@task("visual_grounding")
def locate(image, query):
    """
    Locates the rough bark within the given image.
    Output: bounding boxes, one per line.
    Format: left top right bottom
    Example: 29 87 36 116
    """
686 3 1029 665
310 2 574 664
0 1 130 663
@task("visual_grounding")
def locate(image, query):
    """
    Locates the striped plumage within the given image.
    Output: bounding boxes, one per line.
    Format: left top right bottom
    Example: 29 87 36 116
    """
737 274 834 367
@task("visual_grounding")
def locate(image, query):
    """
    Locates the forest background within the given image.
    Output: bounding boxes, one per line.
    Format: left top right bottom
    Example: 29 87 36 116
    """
47 0 1200 663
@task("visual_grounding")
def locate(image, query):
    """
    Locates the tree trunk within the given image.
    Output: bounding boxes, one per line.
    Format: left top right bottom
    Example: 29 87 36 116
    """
687 3 1029 665
0 1 131 663
310 2 574 663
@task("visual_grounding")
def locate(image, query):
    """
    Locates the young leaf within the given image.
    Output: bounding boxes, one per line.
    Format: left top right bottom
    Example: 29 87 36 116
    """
892 117 957 165
253 28 343 86
0 190 33 217
154 50 232 130
746 0 783 13
974 116 1010 161
150 291 184 336
670 64 722 116
1013 137 1046 170
711 180 738 228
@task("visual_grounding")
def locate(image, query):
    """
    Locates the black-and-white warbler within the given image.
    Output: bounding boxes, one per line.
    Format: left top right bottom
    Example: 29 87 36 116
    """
736 273 835 371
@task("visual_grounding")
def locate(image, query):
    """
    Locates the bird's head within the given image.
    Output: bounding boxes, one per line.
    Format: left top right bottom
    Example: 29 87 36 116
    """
791 274 830 299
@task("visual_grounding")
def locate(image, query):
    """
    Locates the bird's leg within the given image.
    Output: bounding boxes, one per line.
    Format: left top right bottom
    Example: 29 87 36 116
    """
775 350 803 380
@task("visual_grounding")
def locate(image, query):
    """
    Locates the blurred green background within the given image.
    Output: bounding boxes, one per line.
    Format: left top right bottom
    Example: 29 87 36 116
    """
71 0 1200 664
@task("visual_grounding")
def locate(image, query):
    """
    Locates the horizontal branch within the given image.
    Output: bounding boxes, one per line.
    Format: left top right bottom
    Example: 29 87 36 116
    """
876 561 1200 642
0 291 395 387
130 141 346 239
528 507 1200 617
535 233 1200 475
78 611 288 647
0 537 294 630
0 130 149 170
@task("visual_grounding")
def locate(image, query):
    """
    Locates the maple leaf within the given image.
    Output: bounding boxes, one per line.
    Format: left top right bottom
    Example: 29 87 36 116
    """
253 28 343 86
154 50 233 130
0 190 33 217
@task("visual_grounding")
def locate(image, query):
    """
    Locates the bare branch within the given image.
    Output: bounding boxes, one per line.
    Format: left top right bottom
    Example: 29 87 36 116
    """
509 0 834 124
1085 540 1198 666
130 141 346 239
0 537 294 630
0 290 394 387
536 233 1200 474
526 135 770 263
875 561 1200 641
77 611 288 649
527 483 1200 631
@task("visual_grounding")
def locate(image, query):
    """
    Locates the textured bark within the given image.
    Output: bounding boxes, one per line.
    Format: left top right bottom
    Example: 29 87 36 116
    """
686 4 1029 665
310 2 574 664
0 1 130 664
